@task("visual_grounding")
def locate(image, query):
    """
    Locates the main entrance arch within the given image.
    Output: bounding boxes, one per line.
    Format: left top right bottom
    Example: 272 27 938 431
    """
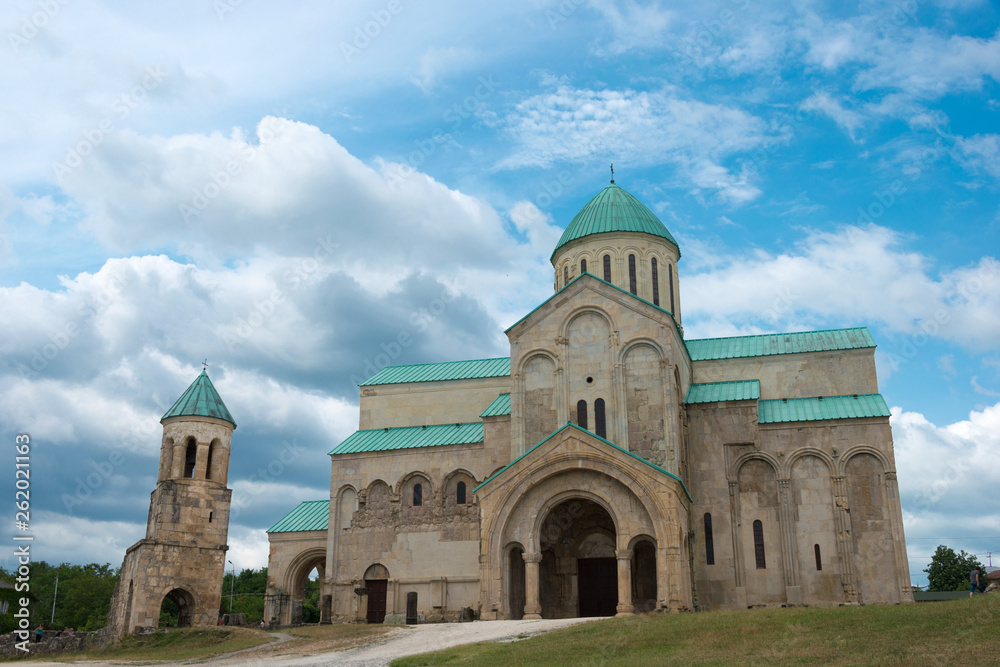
283 548 326 625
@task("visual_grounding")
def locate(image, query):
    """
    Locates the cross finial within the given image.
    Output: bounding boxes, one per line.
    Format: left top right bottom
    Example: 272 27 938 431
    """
202 359 209 372
610 163 614 184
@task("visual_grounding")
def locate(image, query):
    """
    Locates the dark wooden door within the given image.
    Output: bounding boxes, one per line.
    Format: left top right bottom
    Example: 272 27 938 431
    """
365 579 387 623
578 557 617 617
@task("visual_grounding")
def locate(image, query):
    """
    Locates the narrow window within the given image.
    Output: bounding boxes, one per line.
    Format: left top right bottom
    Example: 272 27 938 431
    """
209 511 213 523
753 520 766 569
457 481 466 505
704 513 715 565
577 400 588 430
595 399 606 438
603 254 611 282
668 265 675 313
184 438 197 478
580 258 587 274
628 255 637 294
413 483 422 506
651 258 660 307
814 544 822 571
205 443 214 481
563 266 569 287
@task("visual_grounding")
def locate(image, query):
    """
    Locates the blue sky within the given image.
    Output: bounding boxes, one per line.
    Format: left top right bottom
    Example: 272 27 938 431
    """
1 0 999 586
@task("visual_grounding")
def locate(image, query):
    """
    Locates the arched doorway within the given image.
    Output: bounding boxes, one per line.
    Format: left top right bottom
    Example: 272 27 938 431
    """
507 545 525 620
285 549 326 625
631 539 657 612
539 498 617 618
159 588 195 627
363 564 389 624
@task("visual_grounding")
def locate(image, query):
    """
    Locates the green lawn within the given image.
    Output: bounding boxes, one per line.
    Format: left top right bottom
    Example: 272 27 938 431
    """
392 595 1000 666
34 626 273 662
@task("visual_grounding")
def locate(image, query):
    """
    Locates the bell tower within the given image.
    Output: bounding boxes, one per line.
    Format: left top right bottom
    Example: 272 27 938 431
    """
106 369 236 637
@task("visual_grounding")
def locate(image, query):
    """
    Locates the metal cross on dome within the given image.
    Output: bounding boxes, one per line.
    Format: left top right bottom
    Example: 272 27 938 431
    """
202 359 209 372
610 163 614 184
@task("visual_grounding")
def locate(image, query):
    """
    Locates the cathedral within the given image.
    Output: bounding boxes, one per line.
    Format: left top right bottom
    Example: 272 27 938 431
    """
265 180 912 624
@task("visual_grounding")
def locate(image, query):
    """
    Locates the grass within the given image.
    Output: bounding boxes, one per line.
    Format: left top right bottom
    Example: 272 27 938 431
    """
392 595 1000 666
35 626 272 662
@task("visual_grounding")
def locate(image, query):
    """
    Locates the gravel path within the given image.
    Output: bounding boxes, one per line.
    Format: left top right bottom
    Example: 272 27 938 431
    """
24 618 597 667
232 618 598 667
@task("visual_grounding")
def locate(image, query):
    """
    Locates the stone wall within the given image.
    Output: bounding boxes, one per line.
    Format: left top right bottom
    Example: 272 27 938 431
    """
359 376 510 430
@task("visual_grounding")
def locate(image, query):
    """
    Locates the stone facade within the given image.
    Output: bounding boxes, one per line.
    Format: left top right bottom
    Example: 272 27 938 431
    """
265 182 912 625
106 389 235 637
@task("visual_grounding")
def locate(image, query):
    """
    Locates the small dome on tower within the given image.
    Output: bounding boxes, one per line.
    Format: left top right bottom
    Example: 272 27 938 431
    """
161 369 236 427
551 183 679 261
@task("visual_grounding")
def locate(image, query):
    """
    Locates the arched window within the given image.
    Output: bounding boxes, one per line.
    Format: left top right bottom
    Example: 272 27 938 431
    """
704 513 715 565
576 400 588 430
580 258 587 274
184 438 197 478
563 266 569 287
603 254 611 282
814 544 822 571
457 481 466 505
753 520 766 569
413 483 423 506
651 258 660 307
669 265 675 313
628 255 637 294
594 398 606 439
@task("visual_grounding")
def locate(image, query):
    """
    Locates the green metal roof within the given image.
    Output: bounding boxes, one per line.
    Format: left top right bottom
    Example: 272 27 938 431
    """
686 327 875 361
758 393 890 424
267 500 329 533
474 422 692 502
161 370 236 427
481 393 511 417
551 183 680 260
330 422 484 455
360 357 510 386
686 380 760 404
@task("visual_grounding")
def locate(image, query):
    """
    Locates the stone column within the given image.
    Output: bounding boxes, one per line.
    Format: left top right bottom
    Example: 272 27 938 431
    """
522 552 542 619
831 475 858 604
615 549 635 616
171 441 186 479
884 472 913 602
777 478 801 605
194 442 210 479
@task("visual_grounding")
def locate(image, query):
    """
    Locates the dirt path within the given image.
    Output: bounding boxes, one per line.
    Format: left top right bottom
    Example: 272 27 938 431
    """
221 618 598 667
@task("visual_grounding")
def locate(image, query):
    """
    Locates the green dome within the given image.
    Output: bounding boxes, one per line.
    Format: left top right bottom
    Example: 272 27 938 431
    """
551 183 679 261
161 370 236 427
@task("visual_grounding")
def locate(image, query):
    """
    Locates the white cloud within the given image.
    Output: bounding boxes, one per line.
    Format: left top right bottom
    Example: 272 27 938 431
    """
801 91 866 142
499 85 773 204
955 133 1000 180
589 0 675 55
682 225 1000 350
411 47 478 91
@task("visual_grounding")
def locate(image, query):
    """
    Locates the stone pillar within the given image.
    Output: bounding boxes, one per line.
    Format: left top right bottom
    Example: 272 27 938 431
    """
777 478 801 605
171 441 186 478
831 475 859 604
522 552 542 619
884 472 913 602
615 549 635 616
194 442 210 479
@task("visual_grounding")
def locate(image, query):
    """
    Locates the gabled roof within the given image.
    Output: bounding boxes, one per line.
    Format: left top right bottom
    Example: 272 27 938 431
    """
267 500 329 533
481 393 511 417
505 271 681 339
161 370 236 427
359 357 510 386
330 422 484 455
758 393 890 424
686 327 875 361
686 380 760 404
474 422 692 502
551 183 680 260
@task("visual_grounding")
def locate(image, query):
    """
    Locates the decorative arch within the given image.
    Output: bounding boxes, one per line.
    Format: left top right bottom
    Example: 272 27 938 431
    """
396 471 432 508
618 337 665 364
363 563 390 580
443 469 477 506
729 451 782 481
783 447 836 477
282 546 327 593
518 348 560 372
558 306 616 340
837 445 893 476
336 484 359 531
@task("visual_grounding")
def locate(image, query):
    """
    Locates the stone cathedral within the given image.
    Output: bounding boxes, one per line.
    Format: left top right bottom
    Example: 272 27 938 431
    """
265 180 912 625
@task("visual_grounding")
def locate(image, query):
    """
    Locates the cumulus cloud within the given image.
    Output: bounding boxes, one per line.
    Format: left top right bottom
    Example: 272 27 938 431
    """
801 91 866 142
682 225 1000 350
499 85 773 204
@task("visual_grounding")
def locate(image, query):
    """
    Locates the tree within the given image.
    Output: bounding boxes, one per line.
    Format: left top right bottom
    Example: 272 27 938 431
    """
924 545 985 592
219 567 268 624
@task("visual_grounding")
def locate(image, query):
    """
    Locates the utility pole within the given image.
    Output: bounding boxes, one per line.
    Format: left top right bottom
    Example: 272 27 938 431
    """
50 576 59 625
